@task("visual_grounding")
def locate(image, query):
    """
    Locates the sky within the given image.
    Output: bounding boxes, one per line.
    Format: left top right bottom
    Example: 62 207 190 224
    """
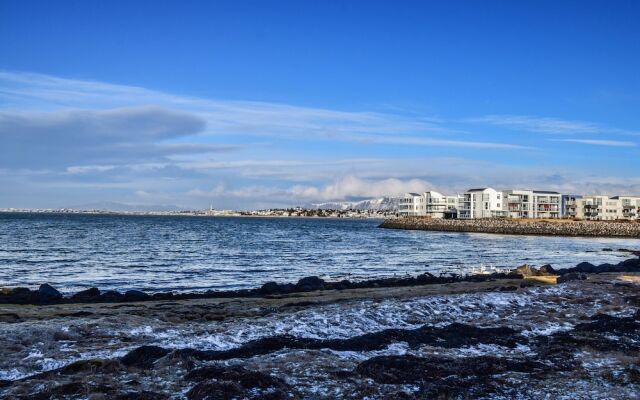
1 0 639 210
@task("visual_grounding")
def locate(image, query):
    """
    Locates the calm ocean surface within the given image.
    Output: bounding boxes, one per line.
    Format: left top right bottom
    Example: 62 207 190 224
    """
0 212 638 293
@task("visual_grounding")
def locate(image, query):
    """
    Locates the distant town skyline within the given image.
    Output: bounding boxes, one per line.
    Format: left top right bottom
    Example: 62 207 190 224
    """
1 1 639 209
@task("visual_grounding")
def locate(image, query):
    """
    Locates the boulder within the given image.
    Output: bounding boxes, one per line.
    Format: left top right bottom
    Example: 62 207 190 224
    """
557 273 586 284
121 345 171 369
0 287 33 304
295 276 325 291
101 290 124 302
124 290 151 301
618 258 640 270
333 279 352 290
38 283 62 300
538 264 557 275
574 262 596 273
71 287 100 301
259 281 282 295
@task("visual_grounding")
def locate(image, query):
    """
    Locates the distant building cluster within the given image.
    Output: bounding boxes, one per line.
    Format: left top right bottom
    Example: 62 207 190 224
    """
399 188 640 221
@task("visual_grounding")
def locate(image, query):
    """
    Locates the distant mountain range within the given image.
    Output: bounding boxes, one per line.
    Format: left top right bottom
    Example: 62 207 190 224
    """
66 201 183 212
310 197 400 211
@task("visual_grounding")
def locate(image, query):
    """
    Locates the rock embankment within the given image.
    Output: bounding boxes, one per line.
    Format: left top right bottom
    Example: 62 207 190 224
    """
379 217 640 238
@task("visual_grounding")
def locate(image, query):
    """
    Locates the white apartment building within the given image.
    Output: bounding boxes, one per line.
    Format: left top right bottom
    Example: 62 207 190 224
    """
574 195 640 220
398 191 460 218
458 188 507 219
503 190 561 219
398 187 639 220
398 193 425 217
614 196 640 220
424 191 459 219
562 195 582 218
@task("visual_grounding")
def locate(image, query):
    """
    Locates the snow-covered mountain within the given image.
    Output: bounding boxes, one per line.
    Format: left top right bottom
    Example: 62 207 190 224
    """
310 197 400 211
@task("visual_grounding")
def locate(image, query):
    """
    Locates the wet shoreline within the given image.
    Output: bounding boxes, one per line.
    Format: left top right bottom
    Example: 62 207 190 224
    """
1 251 639 398
2 248 639 306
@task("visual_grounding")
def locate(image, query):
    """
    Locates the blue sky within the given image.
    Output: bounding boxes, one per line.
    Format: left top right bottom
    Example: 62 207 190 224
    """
1 0 639 209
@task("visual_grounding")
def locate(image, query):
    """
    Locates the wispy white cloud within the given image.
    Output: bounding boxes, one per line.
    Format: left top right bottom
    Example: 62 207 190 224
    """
1 71 639 208
469 114 640 136
0 70 526 150
188 175 437 204
554 139 636 147
287 175 436 201
347 134 534 149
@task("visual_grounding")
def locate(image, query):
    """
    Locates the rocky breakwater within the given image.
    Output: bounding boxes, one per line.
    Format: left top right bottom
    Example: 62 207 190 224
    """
380 217 640 238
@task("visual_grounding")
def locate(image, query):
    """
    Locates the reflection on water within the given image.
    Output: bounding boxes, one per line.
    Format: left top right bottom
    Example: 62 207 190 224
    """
0 213 637 292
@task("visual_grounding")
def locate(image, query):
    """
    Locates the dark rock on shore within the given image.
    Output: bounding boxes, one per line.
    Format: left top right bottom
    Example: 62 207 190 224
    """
124 290 151 301
187 381 247 400
259 281 283 295
556 272 586 283
2 250 638 305
168 323 523 362
115 391 170 400
356 354 549 398
38 283 62 300
185 364 293 400
121 346 171 369
538 264 556 275
71 287 100 301
102 290 125 301
295 276 325 291
555 256 640 275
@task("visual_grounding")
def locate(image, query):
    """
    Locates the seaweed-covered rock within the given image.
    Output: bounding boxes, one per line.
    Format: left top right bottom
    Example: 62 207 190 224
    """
557 272 586 284
101 290 124 302
187 381 246 400
121 346 171 369
295 276 325 291
114 391 170 400
356 355 548 397
185 364 289 392
124 290 150 301
72 287 101 301
260 281 283 295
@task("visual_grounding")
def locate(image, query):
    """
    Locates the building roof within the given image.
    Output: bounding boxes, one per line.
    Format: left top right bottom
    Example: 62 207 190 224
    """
405 193 421 197
610 195 640 199
532 190 561 194
466 188 488 192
